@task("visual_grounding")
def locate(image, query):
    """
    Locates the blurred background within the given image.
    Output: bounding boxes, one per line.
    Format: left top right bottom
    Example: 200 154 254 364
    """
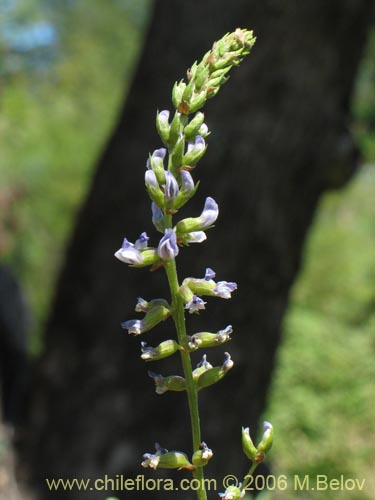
0 1 374 499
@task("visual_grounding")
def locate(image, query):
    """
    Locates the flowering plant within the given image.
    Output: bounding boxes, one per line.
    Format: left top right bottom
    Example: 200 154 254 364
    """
113 28 273 500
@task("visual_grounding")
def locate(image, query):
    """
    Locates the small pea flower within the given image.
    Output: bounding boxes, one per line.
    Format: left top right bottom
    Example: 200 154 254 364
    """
182 231 207 244
214 281 237 299
156 110 170 145
140 339 179 361
148 371 186 394
164 170 179 207
158 229 179 260
188 325 233 350
142 443 194 470
145 170 164 207
114 238 143 265
192 442 213 467
185 295 206 314
204 267 216 280
182 135 206 166
135 232 149 249
141 442 167 470
121 304 170 335
175 196 219 234
115 233 158 267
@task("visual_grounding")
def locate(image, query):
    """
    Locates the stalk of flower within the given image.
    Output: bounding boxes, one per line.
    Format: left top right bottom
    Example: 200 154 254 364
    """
114 28 274 500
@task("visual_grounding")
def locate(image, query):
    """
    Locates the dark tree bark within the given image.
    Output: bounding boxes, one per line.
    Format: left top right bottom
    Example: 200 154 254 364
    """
28 1 373 499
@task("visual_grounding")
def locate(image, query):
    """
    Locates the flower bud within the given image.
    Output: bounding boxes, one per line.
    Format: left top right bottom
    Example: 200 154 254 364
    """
182 136 206 166
148 371 186 394
169 134 185 173
169 112 182 146
189 90 208 114
157 229 179 260
141 339 179 361
156 110 170 145
135 297 170 313
147 148 167 184
174 171 199 210
172 80 186 109
192 442 213 467
242 427 257 461
164 171 179 208
196 352 233 390
185 295 206 314
145 170 165 207
121 305 170 335
256 421 274 455
184 112 205 139
175 197 219 234
188 325 232 350
181 231 207 244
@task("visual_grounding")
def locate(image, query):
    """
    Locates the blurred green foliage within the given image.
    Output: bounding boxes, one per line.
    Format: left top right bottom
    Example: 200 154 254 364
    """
263 166 375 499
0 2 373 496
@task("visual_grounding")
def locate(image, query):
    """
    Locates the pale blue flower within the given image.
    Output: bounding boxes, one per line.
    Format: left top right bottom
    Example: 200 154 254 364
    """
181 170 195 192
214 281 237 299
158 229 179 260
199 197 219 227
185 295 207 314
185 231 207 243
135 232 150 249
204 268 216 280
164 171 179 203
114 238 143 265
121 319 143 335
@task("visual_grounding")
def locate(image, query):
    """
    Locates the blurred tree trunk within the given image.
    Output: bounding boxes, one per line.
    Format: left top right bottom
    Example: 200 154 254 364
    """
28 1 373 498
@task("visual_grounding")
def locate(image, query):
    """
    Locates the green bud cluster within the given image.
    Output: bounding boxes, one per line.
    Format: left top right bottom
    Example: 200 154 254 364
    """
172 28 256 116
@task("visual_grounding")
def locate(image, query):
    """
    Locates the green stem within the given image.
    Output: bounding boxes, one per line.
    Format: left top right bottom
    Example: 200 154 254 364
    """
163 213 207 500
241 461 259 492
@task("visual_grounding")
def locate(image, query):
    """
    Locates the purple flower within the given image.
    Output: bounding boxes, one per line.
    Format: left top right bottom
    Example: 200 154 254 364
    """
157 229 179 260
181 170 195 192
204 268 216 280
135 297 148 313
164 171 179 203
199 197 219 228
121 319 144 335
146 148 167 170
187 135 205 154
185 295 207 314
135 232 150 249
158 110 170 125
114 238 143 265
213 281 237 299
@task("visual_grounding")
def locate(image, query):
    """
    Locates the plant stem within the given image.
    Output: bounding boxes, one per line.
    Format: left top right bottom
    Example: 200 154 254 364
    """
241 461 259 492
163 255 207 500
